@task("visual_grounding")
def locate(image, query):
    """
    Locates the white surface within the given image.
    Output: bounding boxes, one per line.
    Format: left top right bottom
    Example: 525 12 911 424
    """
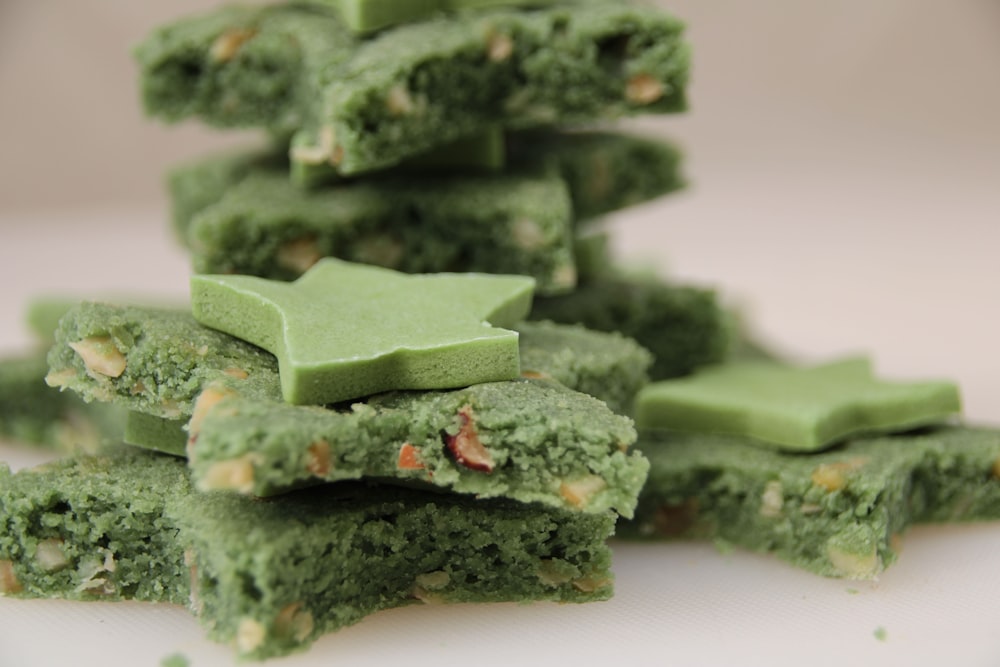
1 187 999 666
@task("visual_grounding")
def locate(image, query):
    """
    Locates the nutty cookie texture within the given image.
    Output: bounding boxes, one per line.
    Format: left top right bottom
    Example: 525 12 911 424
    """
530 270 728 380
620 426 1000 579
184 166 578 294
48 303 650 515
0 353 124 453
0 448 616 660
166 131 683 294
137 2 689 174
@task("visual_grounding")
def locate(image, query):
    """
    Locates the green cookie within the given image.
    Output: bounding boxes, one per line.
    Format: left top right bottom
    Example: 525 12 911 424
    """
635 358 961 451
620 426 1000 579
0 448 615 660
48 303 650 514
191 259 535 405
137 2 689 174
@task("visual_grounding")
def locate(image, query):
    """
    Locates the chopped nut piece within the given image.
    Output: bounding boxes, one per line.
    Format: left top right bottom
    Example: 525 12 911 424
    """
0 560 21 594
44 368 77 387
223 367 250 380
397 442 425 470
386 84 416 116
277 237 322 275
626 73 665 105
35 538 69 572
75 552 117 595
199 454 261 494
759 480 784 518
536 559 576 586
520 370 551 380
274 602 315 642
811 464 848 492
354 236 404 269
799 503 823 515
572 575 612 593
69 336 127 378
487 32 514 62
552 263 578 290
210 27 257 63
827 544 880 580
76 576 114 595
415 571 450 590
291 126 337 166
445 405 494 473
992 455 1000 479
189 384 237 441
559 475 607 509
511 218 545 250
811 458 868 492
306 440 332 477
161 399 183 420
236 618 266 654
101 547 117 573
292 132 330 164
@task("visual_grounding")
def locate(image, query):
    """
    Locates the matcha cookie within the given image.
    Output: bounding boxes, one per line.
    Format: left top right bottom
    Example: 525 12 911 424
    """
167 131 683 293
619 426 1000 579
531 270 729 380
635 358 961 451
314 0 578 34
137 2 689 174
0 353 125 453
0 448 616 659
48 303 649 515
185 167 579 294
507 130 685 222
190 260 536 405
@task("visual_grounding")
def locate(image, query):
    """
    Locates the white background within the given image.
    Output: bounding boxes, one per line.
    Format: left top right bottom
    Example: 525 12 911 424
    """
1 1 999 665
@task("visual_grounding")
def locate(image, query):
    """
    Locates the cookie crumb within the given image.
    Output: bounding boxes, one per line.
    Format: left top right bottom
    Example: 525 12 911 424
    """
873 626 888 642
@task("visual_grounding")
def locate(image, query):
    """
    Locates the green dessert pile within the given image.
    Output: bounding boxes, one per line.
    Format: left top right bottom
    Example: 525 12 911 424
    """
1 0 999 661
0 0 700 659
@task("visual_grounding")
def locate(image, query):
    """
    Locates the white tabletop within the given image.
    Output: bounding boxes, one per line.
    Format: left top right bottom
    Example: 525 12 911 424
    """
1 182 998 666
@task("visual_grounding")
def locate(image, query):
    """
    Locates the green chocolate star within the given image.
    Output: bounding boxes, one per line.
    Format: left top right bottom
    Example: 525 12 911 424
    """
329 0 572 34
191 259 535 405
634 357 961 451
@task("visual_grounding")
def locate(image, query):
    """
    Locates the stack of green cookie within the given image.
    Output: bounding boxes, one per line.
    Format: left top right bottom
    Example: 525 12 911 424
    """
0 0 718 660
5 1 997 661
151 0 730 378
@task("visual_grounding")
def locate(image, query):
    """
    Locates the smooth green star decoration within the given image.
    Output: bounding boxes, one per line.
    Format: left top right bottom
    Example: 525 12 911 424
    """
191 259 535 405
635 357 961 451
326 0 573 34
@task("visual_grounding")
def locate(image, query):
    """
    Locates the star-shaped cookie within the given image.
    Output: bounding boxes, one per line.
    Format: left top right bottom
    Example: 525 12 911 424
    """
192 259 535 405
635 358 961 451
322 0 571 34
